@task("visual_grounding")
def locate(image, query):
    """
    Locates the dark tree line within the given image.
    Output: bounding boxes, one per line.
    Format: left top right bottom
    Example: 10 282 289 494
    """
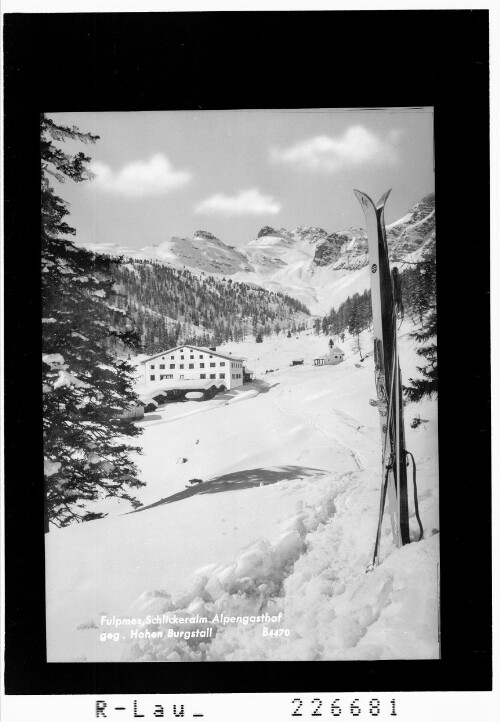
321 244 437 399
42 114 145 530
401 245 437 401
322 289 372 340
109 260 310 354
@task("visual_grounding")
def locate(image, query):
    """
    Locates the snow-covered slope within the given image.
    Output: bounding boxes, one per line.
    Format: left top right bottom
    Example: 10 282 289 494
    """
45 326 439 662
386 192 436 261
141 230 254 275
81 193 435 316
313 193 435 270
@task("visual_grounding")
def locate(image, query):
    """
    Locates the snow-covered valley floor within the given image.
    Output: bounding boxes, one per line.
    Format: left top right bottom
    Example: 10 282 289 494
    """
45 327 439 662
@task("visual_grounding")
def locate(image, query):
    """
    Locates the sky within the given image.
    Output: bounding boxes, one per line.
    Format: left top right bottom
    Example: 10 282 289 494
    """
48 108 435 249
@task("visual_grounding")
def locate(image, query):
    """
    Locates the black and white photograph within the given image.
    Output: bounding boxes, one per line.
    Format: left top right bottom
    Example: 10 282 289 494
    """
41 107 439 663
2 6 492 714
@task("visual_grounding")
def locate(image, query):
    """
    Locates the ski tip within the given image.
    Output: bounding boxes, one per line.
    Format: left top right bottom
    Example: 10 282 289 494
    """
376 189 392 210
353 189 376 211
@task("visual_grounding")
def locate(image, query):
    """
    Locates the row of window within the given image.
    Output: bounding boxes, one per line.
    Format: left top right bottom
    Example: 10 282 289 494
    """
150 357 243 368
150 350 244 364
152 353 215 364
150 373 227 382
151 362 226 370
232 373 242 379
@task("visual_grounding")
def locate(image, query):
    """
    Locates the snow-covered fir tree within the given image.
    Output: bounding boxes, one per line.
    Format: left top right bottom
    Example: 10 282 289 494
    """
41 114 145 530
402 245 438 401
320 250 437 391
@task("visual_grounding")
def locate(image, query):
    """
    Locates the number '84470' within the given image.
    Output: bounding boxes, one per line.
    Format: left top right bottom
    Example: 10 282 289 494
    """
292 698 397 717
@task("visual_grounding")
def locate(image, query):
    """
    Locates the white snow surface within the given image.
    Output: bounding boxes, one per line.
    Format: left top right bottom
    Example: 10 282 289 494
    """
45 326 439 662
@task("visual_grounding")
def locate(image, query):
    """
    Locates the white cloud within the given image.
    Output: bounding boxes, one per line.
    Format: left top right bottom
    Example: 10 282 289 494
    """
90 154 192 197
271 126 402 173
194 188 282 216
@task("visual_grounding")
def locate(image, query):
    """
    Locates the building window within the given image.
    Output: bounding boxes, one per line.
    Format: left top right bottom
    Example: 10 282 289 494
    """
220 362 225 366
150 364 155 369
160 374 173 380
170 364 175 369
209 355 213 358
160 364 165 369
210 362 216 367
180 375 184 379
181 355 184 360
190 355 194 359
199 355 204 359
210 374 216 379
200 374 206 379
189 364 194 369
179 364 184 369
200 363 205 368
150 375 155 381
171 356 174 360
219 373 225 379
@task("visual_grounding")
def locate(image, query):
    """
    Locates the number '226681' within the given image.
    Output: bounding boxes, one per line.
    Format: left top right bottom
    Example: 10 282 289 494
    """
291 698 397 717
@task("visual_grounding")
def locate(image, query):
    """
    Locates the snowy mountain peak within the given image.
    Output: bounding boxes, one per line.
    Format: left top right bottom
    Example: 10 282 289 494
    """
257 226 279 238
312 194 435 272
249 228 294 247
138 233 254 276
386 194 435 261
193 230 220 241
79 192 435 316
290 227 329 244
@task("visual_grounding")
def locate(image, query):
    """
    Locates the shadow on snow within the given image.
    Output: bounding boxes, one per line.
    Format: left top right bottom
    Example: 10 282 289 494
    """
129 465 326 514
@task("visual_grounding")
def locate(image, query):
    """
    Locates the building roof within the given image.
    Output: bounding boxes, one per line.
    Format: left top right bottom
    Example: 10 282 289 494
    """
140 344 245 364
329 346 344 354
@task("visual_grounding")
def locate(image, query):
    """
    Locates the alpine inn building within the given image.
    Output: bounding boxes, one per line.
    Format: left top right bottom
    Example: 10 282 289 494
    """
140 345 246 390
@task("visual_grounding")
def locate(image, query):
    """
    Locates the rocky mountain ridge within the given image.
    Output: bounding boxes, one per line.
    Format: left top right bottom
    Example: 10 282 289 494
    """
81 193 435 315
313 192 435 270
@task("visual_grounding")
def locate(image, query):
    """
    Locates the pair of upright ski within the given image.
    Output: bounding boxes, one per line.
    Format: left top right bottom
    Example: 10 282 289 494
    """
354 189 415 566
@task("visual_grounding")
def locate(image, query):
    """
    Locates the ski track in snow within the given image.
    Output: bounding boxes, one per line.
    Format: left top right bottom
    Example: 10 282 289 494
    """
121 464 439 662
270 395 365 470
119 383 398 661
46 326 439 662
122 471 358 662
